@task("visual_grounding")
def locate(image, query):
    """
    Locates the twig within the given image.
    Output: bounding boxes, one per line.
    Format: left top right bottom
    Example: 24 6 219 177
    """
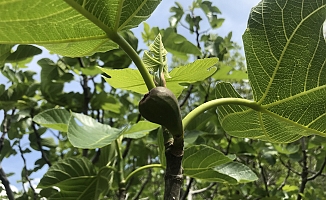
180 177 194 200
18 142 37 200
132 169 152 200
192 182 216 195
179 85 193 108
0 110 16 200
78 57 91 157
30 110 52 167
277 167 291 190
91 149 101 164
307 156 326 181
0 164 15 200
258 159 270 197
0 109 15 153
279 158 300 176
297 138 308 200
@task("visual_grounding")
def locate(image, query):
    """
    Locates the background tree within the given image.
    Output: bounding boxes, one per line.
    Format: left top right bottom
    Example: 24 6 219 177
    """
0 0 325 199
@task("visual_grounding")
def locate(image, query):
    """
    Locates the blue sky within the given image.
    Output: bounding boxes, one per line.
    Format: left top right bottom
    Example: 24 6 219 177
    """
0 0 261 192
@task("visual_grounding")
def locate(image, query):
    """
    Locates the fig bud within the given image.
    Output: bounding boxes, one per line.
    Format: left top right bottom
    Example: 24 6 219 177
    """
139 87 183 137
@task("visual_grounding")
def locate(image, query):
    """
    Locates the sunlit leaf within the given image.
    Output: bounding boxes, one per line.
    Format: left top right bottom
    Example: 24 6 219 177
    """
0 0 161 57
216 1 326 143
68 113 121 149
162 28 201 59
122 121 160 139
214 162 258 183
100 58 217 97
33 108 70 132
38 157 108 200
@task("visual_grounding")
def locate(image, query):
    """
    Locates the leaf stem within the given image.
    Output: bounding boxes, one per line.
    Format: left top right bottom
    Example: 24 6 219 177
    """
182 98 261 129
108 32 156 91
125 164 163 183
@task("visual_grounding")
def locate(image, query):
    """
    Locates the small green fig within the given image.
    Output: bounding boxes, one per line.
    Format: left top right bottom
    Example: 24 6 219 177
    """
139 87 183 137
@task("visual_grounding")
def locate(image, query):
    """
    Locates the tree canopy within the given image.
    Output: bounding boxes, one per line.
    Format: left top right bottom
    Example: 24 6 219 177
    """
0 0 325 199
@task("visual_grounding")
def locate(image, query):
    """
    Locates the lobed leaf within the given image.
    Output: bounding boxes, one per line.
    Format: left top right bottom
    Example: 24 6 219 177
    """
216 0 326 143
101 58 217 97
68 113 121 149
38 157 108 200
0 0 161 57
33 108 70 132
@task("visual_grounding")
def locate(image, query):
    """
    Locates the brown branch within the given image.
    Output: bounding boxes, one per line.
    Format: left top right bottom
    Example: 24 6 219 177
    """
0 164 15 200
91 149 101 164
279 158 300 176
131 169 151 200
277 167 291 190
164 137 184 200
179 85 193 108
0 110 16 200
180 177 194 200
78 57 90 157
307 156 326 181
0 109 15 153
258 159 270 197
30 110 52 167
297 138 308 200
18 142 37 200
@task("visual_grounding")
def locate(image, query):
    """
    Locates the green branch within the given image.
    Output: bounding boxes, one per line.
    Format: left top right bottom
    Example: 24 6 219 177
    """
182 98 262 129
108 32 156 91
64 0 155 91
125 164 163 183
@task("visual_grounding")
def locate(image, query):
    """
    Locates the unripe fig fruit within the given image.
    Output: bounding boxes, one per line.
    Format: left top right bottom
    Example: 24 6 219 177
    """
139 87 183 137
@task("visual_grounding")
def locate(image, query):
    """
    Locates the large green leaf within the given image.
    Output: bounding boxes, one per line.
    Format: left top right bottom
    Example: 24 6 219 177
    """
183 145 234 183
33 109 122 148
216 0 326 143
101 57 217 97
38 157 108 200
183 145 257 183
68 113 121 149
33 108 70 132
0 0 161 57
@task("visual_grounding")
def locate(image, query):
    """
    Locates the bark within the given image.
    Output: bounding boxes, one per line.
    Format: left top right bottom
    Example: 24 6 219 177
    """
164 140 184 200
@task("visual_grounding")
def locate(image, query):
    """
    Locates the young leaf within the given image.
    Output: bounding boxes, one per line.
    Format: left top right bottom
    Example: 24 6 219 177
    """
215 1 326 143
198 0 224 29
143 33 170 86
169 2 184 28
101 58 217 97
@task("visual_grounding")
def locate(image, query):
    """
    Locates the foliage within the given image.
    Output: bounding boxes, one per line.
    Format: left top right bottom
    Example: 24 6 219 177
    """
0 0 325 200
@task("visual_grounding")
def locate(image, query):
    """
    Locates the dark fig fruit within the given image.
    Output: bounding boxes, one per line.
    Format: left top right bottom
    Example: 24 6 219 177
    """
139 87 183 137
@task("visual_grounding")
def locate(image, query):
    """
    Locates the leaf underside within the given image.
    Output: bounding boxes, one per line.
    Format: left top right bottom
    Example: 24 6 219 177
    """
216 0 326 143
